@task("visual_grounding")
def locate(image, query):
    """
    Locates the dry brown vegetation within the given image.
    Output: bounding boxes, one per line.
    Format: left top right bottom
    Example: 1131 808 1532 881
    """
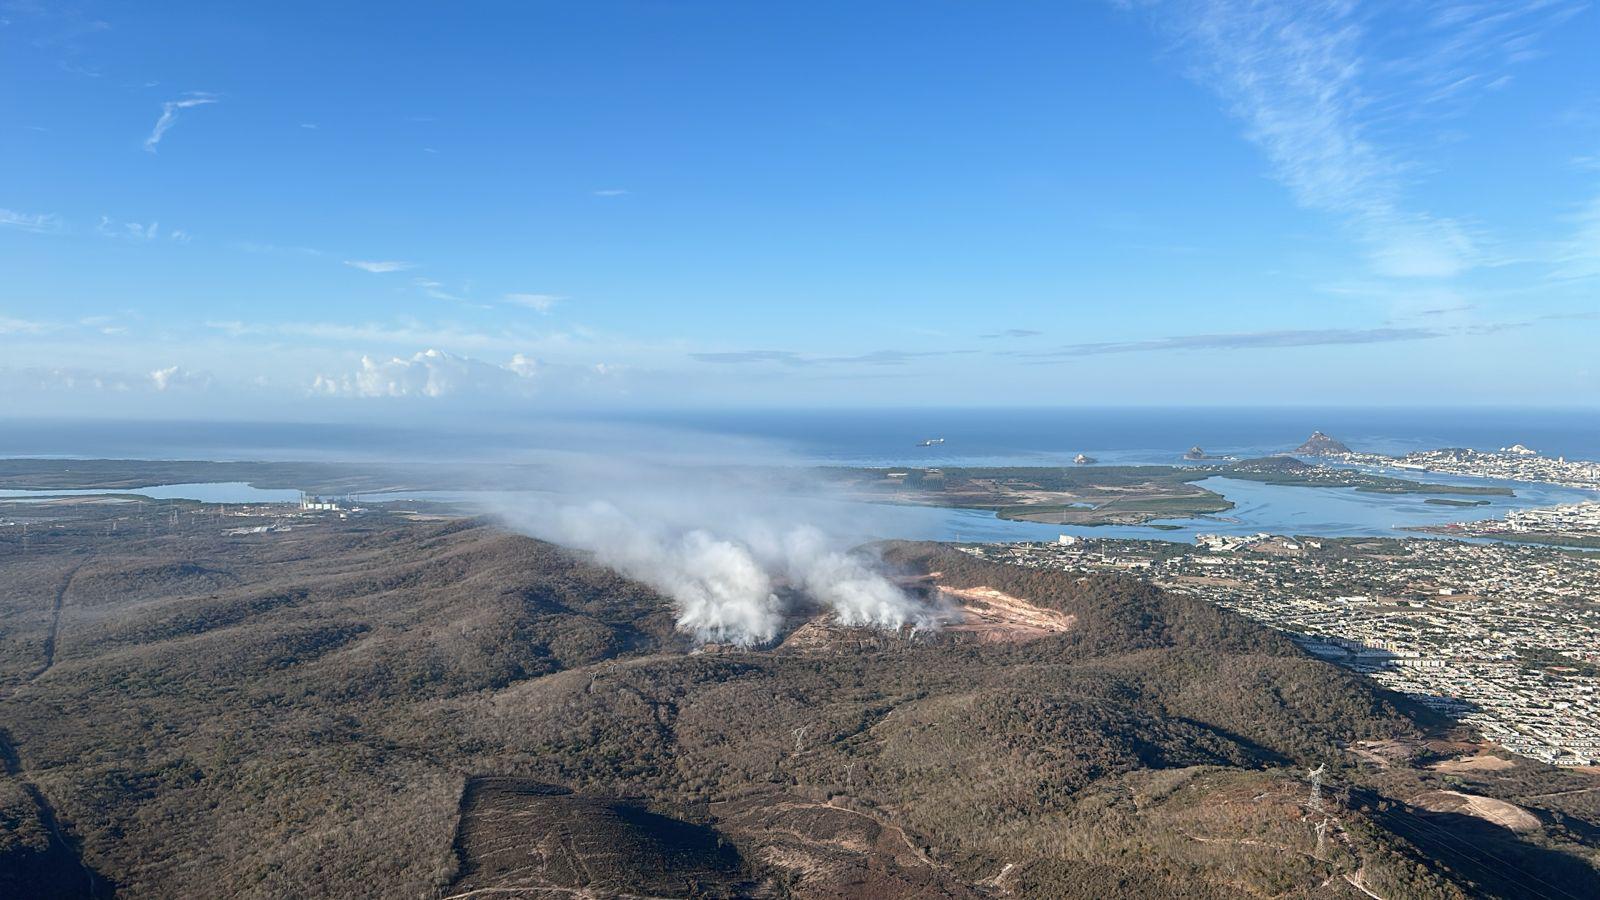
0 500 1596 898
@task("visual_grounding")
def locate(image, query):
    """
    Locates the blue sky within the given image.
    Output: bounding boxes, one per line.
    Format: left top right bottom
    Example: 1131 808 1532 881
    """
3 0 1598 416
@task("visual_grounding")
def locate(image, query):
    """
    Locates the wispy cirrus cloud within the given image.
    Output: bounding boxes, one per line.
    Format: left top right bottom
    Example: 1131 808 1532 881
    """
593 188 629 197
343 259 414 273
204 317 583 354
503 292 561 313
0 363 208 395
0 208 65 233
1017 326 1443 358
690 349 973 367
144 92 218 152
96 216 185 242
0 316 56 335
78 315 129 335
0 367 136 393
414 277 467 302
1130 1 1580 279
1551 190 1600 280
981 328 1042 339
233 240 323 256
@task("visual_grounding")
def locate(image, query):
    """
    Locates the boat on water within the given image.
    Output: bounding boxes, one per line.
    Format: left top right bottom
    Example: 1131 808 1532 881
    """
917 437 945 447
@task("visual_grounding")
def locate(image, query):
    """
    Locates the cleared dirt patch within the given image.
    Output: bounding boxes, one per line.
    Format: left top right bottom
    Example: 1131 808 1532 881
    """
1430 753 1518 774
1412 790 1540 832
1349 738 1419 769
936 585 1075 643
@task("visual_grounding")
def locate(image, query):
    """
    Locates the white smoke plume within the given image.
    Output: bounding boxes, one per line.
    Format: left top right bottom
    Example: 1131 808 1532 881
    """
483 457 938 646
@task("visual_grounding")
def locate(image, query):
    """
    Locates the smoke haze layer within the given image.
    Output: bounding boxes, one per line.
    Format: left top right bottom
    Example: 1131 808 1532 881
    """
482 458 938 646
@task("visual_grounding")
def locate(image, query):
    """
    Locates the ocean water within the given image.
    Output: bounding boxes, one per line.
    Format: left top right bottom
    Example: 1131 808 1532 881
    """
2 407 1597 464
623 406 1600 466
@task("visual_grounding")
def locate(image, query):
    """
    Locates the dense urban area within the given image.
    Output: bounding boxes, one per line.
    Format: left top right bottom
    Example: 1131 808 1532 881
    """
1416 500 1600 549
1332 444 1600 490
964 533 1600 767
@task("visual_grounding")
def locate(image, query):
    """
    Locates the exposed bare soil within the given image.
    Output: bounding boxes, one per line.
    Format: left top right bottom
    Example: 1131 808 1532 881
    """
1411 790 1542 832
935 585 1076 642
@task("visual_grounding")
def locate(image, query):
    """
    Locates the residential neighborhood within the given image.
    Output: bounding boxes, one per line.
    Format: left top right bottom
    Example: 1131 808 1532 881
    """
963 534 1600 767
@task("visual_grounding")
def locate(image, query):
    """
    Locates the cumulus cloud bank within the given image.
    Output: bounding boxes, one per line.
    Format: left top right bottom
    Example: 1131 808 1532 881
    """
312 348 541 398
310 348 626 399
148 365 211 391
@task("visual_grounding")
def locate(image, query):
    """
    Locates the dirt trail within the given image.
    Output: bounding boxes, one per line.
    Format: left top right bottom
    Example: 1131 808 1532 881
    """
30 562 85 682
0 559 111 898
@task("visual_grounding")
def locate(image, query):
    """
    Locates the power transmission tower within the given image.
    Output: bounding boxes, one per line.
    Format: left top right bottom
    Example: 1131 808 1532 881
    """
1307 763 1326 813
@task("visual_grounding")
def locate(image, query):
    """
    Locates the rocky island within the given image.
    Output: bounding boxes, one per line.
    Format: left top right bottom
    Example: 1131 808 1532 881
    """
1294 431 1352 456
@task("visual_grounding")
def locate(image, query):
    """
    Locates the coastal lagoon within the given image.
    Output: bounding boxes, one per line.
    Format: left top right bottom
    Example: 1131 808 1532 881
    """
2 409 1597 545
11 472 1590 547
852 475 1599 545
0 482 302 503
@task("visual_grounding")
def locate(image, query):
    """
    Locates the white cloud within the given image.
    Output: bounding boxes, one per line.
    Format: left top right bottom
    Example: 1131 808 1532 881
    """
144 92 218 152
148 365 211 391
204 317 587 354
1 367 136 393
78 315 127 335
503 292 560 313
0 361 208 395
308 348 627 400
593 188 629 197
97 216 175 241
343 259 414 273
311 348 543 398
0 208 64 233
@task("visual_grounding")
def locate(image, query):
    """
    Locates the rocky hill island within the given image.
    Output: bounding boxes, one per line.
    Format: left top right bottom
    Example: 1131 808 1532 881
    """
1295 431 1353 456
